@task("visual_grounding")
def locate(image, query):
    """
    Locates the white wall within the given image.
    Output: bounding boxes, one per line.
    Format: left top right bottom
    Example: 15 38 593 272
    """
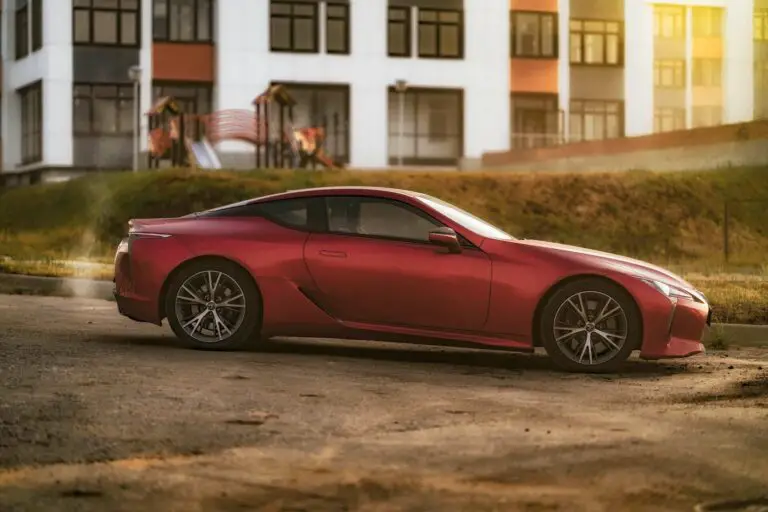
41 0 74 168
1 0 73 171
723 0 754 123
139 0 153 152
215 0 510 168
625 0 655 136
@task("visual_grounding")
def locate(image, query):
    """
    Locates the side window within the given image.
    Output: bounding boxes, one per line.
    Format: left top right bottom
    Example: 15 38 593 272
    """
326 197 441 242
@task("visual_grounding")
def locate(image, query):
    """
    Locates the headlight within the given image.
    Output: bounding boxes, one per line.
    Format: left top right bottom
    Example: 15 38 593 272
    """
643 279 694 300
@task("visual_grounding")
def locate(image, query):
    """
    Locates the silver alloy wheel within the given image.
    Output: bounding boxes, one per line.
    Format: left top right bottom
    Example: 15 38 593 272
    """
552 290 628 366
174 270 247 343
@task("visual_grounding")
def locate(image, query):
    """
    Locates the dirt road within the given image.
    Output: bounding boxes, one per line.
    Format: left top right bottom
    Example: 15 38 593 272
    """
0 294 766 511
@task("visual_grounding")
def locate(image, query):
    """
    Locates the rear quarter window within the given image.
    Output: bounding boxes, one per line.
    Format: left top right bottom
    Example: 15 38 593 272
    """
200 197 323 232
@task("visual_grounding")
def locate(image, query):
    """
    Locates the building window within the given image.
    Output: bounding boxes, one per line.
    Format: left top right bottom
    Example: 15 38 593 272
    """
755 9 768 41
654 5 685 39
388 6 411 57
73 84 135 135
692 7 722 38
15 1 29 60
569 100 623 142
387 88 463 165
153 0 213 42
19 82 43 165
510 93 562 149
152 82 212 115
755 60 768 119
32 0 43 51
273 82 350 164
326 3 350 54
692 106 722 128
654 107 685 133
418 9 463 59
654 60 685 88
270 1 318 53
73 0 140 47
570 19 622 66
692 58 722 87
511 11 558 58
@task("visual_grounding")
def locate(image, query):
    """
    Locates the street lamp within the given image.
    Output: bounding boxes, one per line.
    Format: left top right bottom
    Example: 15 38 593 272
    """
394 79 408 167
128 65 143 173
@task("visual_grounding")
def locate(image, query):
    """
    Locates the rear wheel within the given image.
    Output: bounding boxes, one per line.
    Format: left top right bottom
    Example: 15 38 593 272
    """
165 260 261 351
539 278 641 373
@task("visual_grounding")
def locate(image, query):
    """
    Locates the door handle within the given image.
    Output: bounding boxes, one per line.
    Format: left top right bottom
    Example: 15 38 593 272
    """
319 250 347 258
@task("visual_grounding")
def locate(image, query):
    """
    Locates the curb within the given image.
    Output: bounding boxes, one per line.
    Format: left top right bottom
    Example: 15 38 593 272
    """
0 272 114 301
702 323 768 347
0 272 766 347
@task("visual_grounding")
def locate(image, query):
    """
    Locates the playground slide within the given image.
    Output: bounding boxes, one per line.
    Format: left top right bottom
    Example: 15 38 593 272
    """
313 151 339 169
188 138 222 170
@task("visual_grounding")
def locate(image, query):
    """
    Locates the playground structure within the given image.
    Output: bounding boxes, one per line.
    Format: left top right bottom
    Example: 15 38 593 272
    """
146 85 344 171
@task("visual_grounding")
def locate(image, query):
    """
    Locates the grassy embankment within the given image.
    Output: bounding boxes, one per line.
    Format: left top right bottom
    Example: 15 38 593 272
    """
0 167 766 324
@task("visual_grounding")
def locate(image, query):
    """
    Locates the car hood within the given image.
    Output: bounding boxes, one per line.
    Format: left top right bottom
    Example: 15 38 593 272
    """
514 239 697 291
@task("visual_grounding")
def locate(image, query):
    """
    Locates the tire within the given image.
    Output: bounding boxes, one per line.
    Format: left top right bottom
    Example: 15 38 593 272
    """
165 259 262 351
539 277 641 373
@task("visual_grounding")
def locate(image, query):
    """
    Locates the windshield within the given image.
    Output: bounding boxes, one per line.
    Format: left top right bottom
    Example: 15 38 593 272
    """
417 195 516 241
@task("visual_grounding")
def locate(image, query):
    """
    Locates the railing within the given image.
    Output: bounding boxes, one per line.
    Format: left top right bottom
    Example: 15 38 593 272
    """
510 132 566 150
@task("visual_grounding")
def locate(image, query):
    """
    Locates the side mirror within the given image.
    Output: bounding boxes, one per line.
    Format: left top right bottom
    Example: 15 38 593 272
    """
428 227 462 254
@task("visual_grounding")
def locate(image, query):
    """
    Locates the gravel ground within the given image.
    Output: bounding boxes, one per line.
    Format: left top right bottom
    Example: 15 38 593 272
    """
0 294 766 511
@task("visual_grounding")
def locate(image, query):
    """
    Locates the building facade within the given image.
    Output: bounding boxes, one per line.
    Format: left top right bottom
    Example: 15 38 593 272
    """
0 0 765 181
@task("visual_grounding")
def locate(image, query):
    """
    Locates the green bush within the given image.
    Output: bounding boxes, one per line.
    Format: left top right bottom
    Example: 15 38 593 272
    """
1 166 767 265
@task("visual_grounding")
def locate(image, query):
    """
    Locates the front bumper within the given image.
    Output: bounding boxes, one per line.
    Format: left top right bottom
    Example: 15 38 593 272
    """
639 298 710 360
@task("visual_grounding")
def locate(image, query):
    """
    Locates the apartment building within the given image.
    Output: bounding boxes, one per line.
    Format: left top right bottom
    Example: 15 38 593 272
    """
0 0 510 178
511 0 760 149
0 0 765 181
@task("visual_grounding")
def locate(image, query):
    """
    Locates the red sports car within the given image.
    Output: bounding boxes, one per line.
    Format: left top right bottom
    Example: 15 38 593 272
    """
113 186 710 372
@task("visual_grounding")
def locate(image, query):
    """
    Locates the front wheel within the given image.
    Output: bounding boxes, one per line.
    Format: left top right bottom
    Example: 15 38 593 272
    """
165 260 262 351
539 278 641 373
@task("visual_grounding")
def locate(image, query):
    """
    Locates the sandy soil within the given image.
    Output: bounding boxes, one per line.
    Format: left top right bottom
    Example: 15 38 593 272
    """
0 294 766 511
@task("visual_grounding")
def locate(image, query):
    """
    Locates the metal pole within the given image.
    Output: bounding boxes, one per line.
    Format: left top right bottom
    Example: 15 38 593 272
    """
133 79 140 172
723 201 730 263
398 91 405 167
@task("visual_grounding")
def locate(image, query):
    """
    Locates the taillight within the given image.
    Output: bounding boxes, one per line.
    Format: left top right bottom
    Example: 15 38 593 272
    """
116 238 129 254
128 232 173 253
114 238 129 265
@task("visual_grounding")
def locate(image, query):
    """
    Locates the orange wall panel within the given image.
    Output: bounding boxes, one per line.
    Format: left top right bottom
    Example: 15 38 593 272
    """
692 38 723 59
692 86 723 106
510 0 557 12
153 43 215 82
510 59 558 93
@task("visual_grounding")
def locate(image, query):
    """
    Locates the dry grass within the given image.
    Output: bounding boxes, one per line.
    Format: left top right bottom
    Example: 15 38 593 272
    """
0 258 114 281
687 274 768 325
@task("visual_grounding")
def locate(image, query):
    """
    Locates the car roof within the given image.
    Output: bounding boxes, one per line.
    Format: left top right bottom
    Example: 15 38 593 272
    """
256 186 423 201
200 186 426 214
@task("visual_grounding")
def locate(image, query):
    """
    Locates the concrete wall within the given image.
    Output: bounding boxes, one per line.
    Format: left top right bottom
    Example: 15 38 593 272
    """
483 138 768 172
482 120 768 171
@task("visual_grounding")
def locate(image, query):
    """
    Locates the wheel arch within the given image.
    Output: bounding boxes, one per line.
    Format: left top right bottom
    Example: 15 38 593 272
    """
158 255 263 324
531 273 644 349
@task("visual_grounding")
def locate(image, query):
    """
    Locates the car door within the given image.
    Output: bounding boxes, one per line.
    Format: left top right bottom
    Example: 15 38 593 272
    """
303 195 492 332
